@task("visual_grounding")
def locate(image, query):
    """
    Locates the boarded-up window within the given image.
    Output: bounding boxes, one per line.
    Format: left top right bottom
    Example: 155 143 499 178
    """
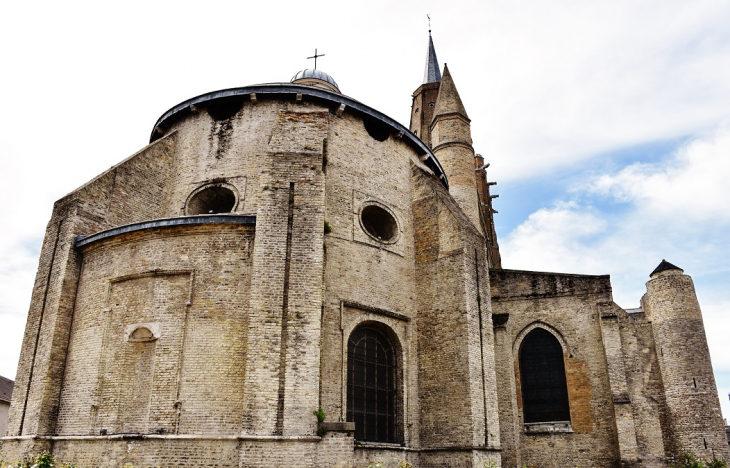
97 274 189 434
519 328 571 423
347 327 397 443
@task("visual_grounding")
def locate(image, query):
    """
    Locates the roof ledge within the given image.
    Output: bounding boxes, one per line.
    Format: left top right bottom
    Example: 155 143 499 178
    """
149 84 448 189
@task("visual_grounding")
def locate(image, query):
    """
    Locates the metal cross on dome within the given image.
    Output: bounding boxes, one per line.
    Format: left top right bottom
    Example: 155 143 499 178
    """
307 48 325 70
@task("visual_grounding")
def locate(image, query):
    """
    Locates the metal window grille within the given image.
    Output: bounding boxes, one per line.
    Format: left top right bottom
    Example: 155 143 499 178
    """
347 327 397 443
519 328 571 423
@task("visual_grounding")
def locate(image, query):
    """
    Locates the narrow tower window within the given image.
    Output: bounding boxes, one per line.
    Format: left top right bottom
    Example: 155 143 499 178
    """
519 328 571 424
347 326 398 443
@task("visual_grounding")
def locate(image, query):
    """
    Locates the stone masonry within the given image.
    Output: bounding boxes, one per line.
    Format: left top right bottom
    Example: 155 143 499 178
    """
2 35 728 468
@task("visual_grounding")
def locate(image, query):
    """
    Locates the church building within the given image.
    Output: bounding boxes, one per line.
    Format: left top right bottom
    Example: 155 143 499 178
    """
2 33 728 468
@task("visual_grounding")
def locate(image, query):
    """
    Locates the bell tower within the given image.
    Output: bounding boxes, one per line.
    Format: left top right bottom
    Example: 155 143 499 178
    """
409 30 442 148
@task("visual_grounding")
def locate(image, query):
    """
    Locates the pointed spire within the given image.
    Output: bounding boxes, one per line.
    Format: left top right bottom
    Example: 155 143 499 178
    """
432 64 469 121
423 30 442 84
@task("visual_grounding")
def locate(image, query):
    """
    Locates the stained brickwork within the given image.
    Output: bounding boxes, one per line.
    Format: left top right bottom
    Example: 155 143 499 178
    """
491 270 624 468
617 308 671 467
490 265 729 468
54 223 253 437
3 65 728 468
644 269 730 462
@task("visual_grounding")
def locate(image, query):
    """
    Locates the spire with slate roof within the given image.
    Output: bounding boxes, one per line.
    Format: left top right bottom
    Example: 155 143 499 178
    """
423 30 442 84
429 64 482 232
431 64 469 123
410 26 443 147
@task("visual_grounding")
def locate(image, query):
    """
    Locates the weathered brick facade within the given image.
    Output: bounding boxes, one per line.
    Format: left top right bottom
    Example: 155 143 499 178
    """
2 41 727 468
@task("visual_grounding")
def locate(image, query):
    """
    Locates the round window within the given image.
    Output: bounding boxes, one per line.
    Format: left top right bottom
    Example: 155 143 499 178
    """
187 185 237 215
360 205 398 242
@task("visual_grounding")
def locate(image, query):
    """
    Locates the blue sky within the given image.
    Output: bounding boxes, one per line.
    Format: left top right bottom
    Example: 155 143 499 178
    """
0 0 729 422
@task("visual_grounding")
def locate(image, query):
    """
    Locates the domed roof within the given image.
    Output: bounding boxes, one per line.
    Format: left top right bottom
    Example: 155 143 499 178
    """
291 69 340 92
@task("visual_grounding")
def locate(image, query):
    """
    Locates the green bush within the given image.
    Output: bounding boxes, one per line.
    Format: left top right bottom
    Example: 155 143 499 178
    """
313 407 327 437
671 449 727 468
706 456 728 468
2 452 76 468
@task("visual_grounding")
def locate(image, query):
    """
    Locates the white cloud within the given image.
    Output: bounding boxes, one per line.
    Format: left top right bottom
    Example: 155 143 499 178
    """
475 0 730 180
0 235 41 378
587 125 730 221
500 201 609 274
501 125 730 417
503 125 730 300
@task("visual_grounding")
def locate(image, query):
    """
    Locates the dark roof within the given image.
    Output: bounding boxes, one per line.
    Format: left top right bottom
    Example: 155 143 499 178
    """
0 375 14 403
149 83 449 189
423 31 442 84
650 259 683 277
75 214 256 249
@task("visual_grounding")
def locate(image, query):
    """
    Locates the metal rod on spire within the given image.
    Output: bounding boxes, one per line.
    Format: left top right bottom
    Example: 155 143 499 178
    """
307 48 325 70
427 14 431 33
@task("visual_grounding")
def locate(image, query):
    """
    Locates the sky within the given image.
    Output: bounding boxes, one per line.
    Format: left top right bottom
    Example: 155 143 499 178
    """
1 0 729 419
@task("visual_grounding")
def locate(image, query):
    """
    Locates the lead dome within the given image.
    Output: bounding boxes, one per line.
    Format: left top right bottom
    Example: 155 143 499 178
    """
290 68 340 93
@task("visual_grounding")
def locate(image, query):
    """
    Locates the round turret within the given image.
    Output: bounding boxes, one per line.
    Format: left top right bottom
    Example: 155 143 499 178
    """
643 260 729 460
290 69 340 93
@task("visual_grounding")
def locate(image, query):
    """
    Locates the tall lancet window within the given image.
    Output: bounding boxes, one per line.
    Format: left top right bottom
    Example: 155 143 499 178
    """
347 326 397 443
519 328 571 424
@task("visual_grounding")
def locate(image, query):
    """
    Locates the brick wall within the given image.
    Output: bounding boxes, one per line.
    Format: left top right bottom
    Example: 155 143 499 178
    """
490 269 620 468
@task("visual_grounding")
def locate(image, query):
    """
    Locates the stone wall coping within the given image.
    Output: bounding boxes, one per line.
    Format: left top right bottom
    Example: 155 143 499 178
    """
491 268 610 280
489 268 612 301
74 214 256 248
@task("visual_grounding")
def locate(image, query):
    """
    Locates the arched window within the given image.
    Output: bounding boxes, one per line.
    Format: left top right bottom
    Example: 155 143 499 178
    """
519 328 571 423
347 326 398 443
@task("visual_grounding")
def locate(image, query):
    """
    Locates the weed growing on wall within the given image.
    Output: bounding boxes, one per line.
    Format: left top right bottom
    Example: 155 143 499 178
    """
2 452 76 468
670 450 726 468
313 407 327 437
